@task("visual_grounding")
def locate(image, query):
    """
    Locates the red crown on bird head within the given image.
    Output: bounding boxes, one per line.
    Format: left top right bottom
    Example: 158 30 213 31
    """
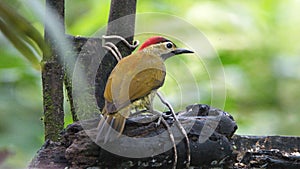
138 36 170 51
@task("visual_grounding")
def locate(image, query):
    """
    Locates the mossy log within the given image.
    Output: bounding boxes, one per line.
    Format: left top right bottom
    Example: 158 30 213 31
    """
29 104 300 168
30 104 234 168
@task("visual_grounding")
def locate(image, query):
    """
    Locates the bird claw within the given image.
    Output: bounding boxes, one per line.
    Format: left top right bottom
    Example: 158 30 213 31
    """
155 117 162 127
162 113 173 119
155 113 173 127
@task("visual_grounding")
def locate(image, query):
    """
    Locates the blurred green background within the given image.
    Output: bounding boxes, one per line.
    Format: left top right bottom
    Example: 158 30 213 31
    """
1 0 300 168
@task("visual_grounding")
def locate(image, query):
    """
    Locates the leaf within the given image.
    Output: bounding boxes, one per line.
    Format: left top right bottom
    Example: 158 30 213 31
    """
0 19 41 70
0 2 50 70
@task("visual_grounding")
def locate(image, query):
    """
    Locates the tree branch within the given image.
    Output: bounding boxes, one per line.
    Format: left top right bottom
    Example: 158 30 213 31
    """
42 0 65 141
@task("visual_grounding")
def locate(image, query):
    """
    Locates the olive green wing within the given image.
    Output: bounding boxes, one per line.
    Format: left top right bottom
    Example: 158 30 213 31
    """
128 67 165 102
103 52 166 113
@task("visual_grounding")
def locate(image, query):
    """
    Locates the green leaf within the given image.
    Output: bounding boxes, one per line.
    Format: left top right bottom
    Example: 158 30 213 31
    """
0 2 50 70
0 19 40 70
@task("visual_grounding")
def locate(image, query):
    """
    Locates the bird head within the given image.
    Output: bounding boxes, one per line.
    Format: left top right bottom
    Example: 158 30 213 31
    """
138 36 194 60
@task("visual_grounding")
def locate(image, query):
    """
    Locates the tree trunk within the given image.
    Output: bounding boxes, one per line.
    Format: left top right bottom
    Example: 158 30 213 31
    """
42 0 65 141
95 0 137 110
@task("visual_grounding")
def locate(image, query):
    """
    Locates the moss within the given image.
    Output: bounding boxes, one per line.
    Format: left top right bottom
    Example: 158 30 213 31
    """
42 61 64 141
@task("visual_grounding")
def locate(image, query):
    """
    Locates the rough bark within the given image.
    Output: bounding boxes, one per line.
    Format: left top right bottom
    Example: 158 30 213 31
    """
29 104 300 168
29 104 238 168
64 36 99 121
42 0 65 141
231 135 300 168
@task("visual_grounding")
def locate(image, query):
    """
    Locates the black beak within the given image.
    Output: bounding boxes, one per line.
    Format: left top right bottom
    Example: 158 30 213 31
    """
172 48 194 55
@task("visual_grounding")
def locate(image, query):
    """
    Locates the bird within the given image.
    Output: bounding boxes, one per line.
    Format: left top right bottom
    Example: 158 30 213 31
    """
96 36 194 143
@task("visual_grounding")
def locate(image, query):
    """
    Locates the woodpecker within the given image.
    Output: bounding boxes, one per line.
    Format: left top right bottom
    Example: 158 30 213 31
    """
96 36 193 143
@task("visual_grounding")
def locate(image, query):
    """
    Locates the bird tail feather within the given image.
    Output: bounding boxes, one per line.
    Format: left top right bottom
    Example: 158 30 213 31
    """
96 110 126 144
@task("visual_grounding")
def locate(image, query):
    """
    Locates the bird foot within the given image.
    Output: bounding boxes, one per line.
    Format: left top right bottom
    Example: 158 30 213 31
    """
154 112 173 127
155 117 162 127
162 113 173 119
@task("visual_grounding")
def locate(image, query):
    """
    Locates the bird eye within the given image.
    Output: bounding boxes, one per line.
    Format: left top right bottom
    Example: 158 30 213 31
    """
166 42 173 49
